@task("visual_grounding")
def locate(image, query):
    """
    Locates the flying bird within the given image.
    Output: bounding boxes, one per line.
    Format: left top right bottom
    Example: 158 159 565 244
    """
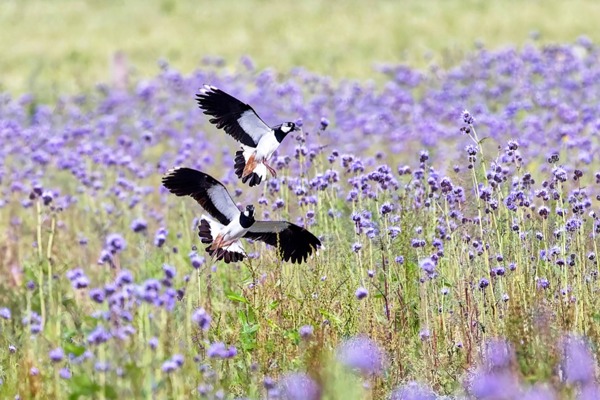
162 167 321 264
196 85 298 187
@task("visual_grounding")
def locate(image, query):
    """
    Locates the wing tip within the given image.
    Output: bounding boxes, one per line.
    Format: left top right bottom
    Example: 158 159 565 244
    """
199 84 219 95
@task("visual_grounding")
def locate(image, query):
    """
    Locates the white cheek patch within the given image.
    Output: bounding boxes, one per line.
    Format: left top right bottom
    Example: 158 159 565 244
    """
281 126 291 133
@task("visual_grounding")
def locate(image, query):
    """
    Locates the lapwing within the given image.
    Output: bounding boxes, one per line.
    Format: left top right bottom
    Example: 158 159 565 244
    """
196 85 298 187
162 167 321 264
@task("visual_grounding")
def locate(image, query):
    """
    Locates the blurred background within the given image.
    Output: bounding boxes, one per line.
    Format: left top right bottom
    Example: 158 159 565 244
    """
1 0 598 97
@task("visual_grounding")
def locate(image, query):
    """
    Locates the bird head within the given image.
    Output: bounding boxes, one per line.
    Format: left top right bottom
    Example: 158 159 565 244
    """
274 122 297 142
240 204 256 228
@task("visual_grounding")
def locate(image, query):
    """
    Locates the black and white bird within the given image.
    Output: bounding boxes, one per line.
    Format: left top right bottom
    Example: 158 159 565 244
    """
162 167 321 264
196 85 298 187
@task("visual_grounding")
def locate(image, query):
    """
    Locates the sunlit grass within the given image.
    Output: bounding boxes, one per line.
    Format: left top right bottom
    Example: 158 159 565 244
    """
2 0 600 97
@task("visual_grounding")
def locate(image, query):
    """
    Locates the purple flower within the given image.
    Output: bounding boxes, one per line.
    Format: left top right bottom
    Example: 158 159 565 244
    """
148 337 159 350
336 336 385 376
130 218 147 233
41 191 53 205
278 373 321 400
462 109 475 125
226 346 237 358
521 384 556 400
352 242 362 252
579 383 600 400
87 325 111 345
484 338 513 370
479 278 490 289
469 370 519 399
419 258 435 275
59 368 71 380
355 287 368 300
72 275 90 289
115 270 133 286
89 288 105 303
537 278 550 290
299 325 313 339
390 381 437 400
163 263 176 279
49 347 64 363
380 202 393 215
154 227 168 247
0 307 11 320
190 252 205 269
172 354 184 367
192 308 211 331
9 345 17 353
563 335 595 385
207 342 228 358
161 360 178 373
30 367 39 376
105 233 126 253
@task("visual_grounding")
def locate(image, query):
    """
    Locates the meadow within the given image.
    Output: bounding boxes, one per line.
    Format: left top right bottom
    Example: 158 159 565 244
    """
2 1 600 400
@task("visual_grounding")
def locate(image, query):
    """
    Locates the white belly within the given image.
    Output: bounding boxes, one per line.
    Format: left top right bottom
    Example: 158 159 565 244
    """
255 131 280 160
221 217 248 242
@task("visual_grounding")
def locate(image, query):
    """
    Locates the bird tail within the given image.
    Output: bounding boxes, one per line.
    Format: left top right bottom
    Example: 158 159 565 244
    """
234 147 266 187
198 216 245 264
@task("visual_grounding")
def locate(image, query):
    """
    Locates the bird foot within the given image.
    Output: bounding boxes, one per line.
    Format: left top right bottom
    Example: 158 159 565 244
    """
264 162 277 177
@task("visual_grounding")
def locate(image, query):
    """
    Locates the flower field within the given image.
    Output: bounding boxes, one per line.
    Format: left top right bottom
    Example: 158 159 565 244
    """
2 40 600 399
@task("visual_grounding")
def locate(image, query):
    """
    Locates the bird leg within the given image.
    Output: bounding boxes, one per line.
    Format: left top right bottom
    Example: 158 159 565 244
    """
209 235 237 253
264 161 277 177
209 234 225 251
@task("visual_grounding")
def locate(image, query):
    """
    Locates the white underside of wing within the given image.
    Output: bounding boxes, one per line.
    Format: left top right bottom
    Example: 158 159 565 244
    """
206 186 240 222
202 214 246 255
225 241 245 255
202 214 223 233
237 110 271 144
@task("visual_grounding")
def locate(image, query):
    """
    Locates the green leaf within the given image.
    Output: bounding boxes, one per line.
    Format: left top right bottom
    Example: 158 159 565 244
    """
226 291 250 304
64 342 86 357
269 300 280 310
104 385 118 399
69 374 101 398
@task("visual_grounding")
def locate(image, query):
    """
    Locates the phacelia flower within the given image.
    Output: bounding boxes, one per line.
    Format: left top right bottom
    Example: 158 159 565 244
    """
355 287 368 300
336 336 385 376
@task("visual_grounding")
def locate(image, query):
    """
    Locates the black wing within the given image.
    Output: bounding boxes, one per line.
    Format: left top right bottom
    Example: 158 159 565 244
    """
196 85 271 147
162 167 239 225
244 221 321 264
